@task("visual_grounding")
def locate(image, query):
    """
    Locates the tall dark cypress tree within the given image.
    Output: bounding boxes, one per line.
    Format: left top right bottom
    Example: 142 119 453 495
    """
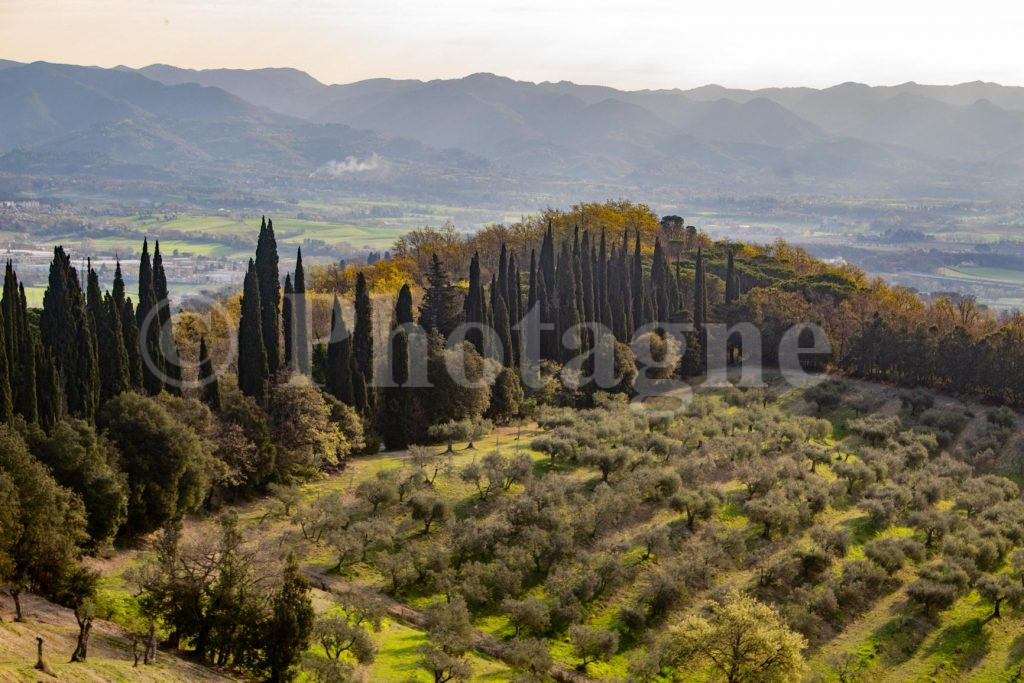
497 244 508 309
631 232 647 329
463 253 484 353
326 296 354 405
539 222 555 307
2 262 34 422
237 259 269 403
379 284 415 449
293 248 310 376
694 247 708 328
527 249 538 310
536 266 557 362
112 260 143 390
650 238 670 321
40 247 98 419
619 234 633 338
0 305 12 423
725 248 739 304
151 241 182 395
580 231 595 324
282 274 294 370
597 231 610 328
95 283 130 405
198 336 221 412
352 272 374 413
555 241 580 361
507 253 520 365
137 239 165 395
255 217 281 374
36 345 61 430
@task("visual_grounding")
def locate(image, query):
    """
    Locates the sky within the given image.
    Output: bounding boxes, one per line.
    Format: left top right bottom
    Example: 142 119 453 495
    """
2 0 1024 89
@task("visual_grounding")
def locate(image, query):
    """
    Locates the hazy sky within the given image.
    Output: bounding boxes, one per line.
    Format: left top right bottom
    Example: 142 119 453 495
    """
3 0 1023 89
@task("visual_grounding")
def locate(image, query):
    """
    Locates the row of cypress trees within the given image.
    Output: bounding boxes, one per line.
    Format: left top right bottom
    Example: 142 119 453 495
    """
454 223 734 367
0 235 193 429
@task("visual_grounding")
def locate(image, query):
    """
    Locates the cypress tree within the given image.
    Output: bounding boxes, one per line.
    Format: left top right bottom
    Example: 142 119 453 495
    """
112 260 143 390
572 226 584 319
631 232 646 329
580 231 595 324
597 231 611 329
527 249 537 309
98 292 130 403
418 254 459 337
282 274 294 369
0 305 12 422
494 294 513 367
556 241 580 361
293 248 310 375
137 239 165 395
619 233 633 339
379 283 415 450
36 345 61 429
694 247 708 328
650 238 670 321
198 336 220 412
2 263 35 422
725 248 739 304
497 244 508 308
536 267 556 362
507 253 521 365
255 217 281 374
326 296 354 405
1 262 19 389
152 241 182 395
237 259 268 403
463 253 484 353
40 247 98 419
353 272 374 412
539 222 555 306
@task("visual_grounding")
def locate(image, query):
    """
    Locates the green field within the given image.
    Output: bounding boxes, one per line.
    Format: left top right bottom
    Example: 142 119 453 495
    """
938 265 1024 286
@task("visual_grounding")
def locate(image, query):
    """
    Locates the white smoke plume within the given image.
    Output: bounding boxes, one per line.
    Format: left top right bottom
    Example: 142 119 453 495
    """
311 153 382 177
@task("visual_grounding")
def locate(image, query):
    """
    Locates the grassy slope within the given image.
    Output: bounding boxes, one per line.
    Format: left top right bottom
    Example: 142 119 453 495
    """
6 381 1024 681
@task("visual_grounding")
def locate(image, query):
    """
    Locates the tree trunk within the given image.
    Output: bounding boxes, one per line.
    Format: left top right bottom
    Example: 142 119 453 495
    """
11 589 23 622
71 616 92 661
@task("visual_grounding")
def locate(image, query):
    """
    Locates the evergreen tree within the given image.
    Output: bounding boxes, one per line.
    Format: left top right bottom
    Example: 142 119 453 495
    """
597 230 608 327
198 336 220 412
40 247 98 419
556 241 580 361
255 217 282 374
580 230 595 324
282 274 294 369
632 231 647 329
152 242 182 395
418 254 459 337
494 294 513 367
112 261 143 390
618 234 633 339
509 255 522 364
463 253 484 353
0 306 12 422
651 238 670 320
2 263 35 422
572 226 584 318
136 239 165 395
293 248 310 375
725 248 739 304
352 272 374 414
36 345 61 429
380 284 415 449
237 259 268 403
539 222 555 307
99 293 130 403
326 296 354 405
694 247 708 328
264 555 314 683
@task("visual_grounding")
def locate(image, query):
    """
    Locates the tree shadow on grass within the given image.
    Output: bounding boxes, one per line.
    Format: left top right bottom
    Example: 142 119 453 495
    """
869 606 938 667
923 615 990 675
1006 633 1024 679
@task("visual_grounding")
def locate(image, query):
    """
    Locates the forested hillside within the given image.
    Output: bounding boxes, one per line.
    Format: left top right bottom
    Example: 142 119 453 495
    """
2 201 1024 681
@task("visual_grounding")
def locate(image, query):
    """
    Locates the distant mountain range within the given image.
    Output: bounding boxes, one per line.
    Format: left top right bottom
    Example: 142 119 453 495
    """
3 58 1024 201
